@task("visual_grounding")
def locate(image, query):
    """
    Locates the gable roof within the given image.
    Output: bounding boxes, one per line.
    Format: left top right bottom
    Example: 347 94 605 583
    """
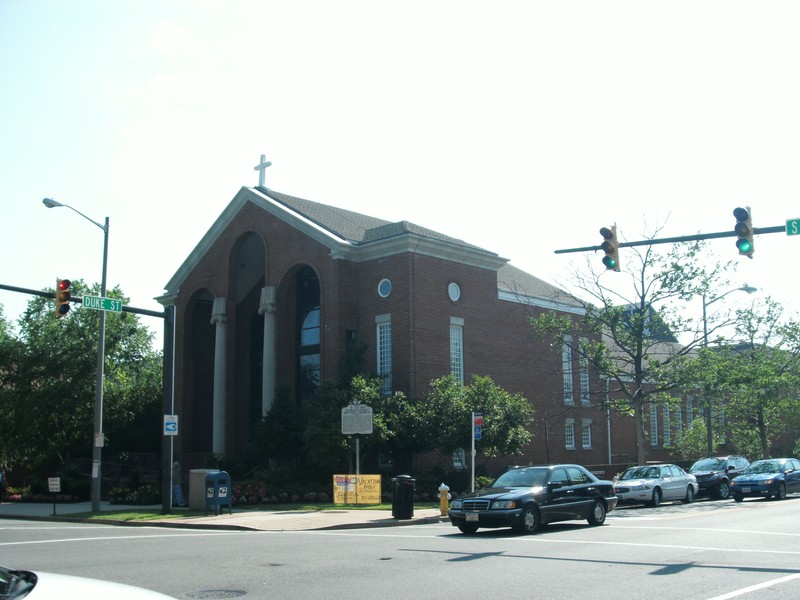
158 186 572 310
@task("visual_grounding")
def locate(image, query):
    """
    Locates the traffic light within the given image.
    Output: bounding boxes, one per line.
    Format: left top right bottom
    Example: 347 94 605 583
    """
600 225 620 271
733 206 754 258
55 278 71 318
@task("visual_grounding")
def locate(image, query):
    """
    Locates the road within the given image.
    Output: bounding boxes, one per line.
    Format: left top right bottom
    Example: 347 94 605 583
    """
2 497 800 599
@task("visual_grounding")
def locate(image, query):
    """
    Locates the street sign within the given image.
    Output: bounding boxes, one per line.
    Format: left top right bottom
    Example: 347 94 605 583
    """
82 295 123 312
164 414 179 436
787 219 800 236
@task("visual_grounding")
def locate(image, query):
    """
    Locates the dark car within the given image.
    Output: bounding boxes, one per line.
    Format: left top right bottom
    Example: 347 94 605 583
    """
448 464 618 535
688 455 749 499
730 458 800 502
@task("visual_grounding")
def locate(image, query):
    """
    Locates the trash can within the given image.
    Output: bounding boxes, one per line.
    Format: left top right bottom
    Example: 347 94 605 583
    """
205 470 232 516
391 475 415 519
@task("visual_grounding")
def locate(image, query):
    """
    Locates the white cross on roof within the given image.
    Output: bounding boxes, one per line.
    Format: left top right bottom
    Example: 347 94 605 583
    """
254 154 272 187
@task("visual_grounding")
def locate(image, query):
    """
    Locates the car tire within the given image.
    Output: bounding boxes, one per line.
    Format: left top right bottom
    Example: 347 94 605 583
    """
683 486 695 504
733 494 743 503
588 500 606 526
457 523 479 534
649 488 662 507
716 481 731 500
515 504 540 535
775 482 787 500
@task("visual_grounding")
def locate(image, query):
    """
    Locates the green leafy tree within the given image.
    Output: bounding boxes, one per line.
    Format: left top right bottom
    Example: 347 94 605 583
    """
255 373 532 477
416 374 534 459
1 280 162 472
715 298 800 459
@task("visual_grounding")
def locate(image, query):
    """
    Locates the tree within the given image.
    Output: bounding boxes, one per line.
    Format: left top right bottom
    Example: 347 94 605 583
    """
714 298 800 459
0 280 163 472
254 373 533 478
415 374 534 459
531 234 735 465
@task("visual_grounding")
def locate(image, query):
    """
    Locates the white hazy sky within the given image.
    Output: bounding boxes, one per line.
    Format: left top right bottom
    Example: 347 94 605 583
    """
2 0 799 346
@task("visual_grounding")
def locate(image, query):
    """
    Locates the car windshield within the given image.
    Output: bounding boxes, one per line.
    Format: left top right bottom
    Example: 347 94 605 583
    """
690 458 724 472
745 460 782 474
493 468 547 488
621 466 660 480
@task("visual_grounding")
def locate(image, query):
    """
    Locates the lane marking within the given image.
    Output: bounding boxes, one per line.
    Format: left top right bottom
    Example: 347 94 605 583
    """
705 572 800 599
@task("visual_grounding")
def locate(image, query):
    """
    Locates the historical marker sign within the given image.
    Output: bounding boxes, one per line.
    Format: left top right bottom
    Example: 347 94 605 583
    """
341 404 373 435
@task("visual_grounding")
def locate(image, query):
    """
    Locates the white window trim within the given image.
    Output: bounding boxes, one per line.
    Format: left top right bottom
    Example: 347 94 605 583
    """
563 336 574 406
450 317 464 385
376 314 392 396
565 418 576 450
581 418 592 449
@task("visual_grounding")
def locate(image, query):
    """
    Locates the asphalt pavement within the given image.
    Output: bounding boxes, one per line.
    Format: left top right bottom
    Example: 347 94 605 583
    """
0 500 449 531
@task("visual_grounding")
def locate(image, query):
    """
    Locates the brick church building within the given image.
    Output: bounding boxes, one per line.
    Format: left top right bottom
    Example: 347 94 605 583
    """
158 160 677 478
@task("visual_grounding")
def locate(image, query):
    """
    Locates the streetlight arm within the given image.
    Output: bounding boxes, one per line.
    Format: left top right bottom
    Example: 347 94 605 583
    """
42 198 107 233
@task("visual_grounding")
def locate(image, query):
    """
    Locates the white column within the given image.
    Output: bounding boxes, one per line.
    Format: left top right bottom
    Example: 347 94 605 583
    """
259 286 277 415
210 298 227 455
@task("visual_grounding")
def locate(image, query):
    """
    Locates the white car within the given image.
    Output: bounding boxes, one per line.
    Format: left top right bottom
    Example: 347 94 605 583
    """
0 565 176 599
614 464 699 507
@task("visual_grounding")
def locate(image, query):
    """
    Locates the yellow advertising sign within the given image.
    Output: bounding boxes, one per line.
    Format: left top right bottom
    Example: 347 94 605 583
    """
333 474 381 505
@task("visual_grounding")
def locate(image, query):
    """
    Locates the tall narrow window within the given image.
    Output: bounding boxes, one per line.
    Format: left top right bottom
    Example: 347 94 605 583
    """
675 404 683 434
663 405 671 446
450 317 464 385
376 314 392 396
565 419 575 450
579 338 590 406
650 404 659 447
562 336 574 405
296 267 320 406
581 419 592 449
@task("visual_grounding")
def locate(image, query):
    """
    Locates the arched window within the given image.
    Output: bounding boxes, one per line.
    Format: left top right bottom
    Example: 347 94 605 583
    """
296 267 320 403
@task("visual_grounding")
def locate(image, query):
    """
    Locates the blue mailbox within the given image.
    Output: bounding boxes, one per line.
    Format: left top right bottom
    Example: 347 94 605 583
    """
205 470 232 515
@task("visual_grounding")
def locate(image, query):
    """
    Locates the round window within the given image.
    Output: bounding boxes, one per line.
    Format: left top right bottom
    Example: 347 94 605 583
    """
448 282 461 302
378 278 392 298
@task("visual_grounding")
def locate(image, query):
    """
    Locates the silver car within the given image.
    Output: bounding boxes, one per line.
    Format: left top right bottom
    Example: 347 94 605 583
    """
614 463 699 507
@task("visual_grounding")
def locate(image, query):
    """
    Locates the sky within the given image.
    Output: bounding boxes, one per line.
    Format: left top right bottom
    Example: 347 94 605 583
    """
2 0 800 349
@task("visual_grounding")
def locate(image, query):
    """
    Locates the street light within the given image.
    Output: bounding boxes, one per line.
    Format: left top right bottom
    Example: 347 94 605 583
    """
43 197 109 513
701 284 757 453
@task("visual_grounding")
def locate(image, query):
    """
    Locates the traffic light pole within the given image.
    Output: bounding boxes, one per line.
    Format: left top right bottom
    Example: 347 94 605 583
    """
554 225 787 255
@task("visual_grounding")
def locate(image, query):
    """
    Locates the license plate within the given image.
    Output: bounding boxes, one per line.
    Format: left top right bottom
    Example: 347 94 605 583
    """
466 513 479 522
741 487 751 493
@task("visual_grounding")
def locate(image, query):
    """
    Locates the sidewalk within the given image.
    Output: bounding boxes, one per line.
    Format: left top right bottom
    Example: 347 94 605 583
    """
0 501 449 532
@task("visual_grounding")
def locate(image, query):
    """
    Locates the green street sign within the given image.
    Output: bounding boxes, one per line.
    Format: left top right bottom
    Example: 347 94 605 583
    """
787 219 800 236
82 295 123 313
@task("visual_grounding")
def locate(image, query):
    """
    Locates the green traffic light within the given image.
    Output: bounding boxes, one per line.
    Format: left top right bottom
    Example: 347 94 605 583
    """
736 238 753 254
602 255 617 269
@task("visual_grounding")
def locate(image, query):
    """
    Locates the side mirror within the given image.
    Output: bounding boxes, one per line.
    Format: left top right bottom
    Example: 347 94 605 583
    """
548 481 563 491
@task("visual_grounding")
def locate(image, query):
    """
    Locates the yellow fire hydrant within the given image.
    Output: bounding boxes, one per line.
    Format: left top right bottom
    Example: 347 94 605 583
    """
438 483 451 516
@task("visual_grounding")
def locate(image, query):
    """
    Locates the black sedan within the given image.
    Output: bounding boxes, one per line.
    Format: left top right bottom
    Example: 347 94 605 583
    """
730 457 800 502
448 464 618 535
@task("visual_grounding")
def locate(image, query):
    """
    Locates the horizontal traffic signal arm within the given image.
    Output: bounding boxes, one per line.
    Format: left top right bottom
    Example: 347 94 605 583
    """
554 224 787 255
0 283 163 318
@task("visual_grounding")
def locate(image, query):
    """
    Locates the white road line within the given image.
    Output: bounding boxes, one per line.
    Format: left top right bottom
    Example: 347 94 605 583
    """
704 572 800 599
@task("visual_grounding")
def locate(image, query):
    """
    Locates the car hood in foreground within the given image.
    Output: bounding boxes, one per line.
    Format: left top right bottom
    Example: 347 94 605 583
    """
26 571 176 599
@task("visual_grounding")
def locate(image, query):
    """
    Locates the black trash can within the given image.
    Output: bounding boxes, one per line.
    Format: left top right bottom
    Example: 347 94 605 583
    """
391 475 415 519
